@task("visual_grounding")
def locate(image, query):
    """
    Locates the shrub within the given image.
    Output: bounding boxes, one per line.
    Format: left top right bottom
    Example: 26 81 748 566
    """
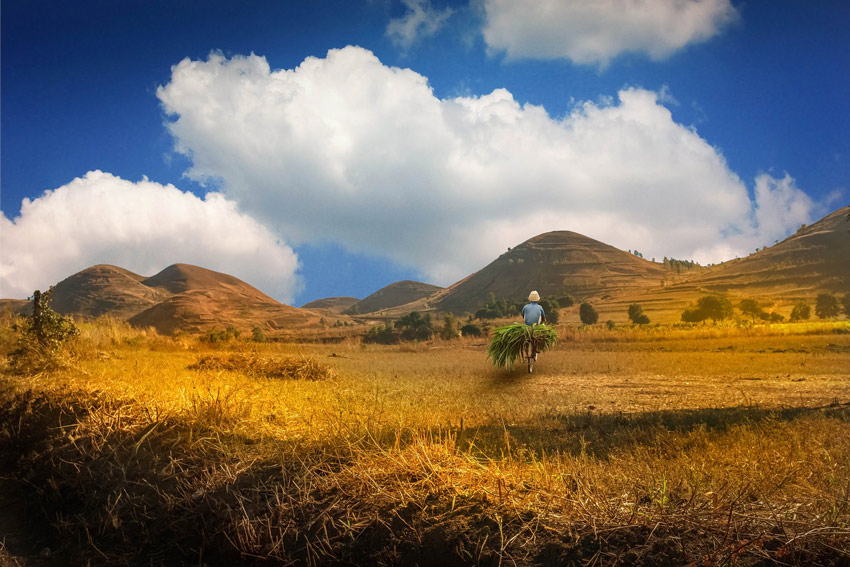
460 324 482 337
556 295 576 308
440 314 460 340
627 303 650 325
790 303 811 322
841 294 850 317
251 326 267 343
605 320 616 330
395 312 433 341
190 353 336 381
363 323 399 345
538 298 560 324
9 288 79 372
815 293 839 319
579 303 598 325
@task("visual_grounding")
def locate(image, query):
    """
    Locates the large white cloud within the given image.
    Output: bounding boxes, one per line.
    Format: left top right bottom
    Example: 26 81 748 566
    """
0 171 300 301
481 0 739 65
156 46 813 285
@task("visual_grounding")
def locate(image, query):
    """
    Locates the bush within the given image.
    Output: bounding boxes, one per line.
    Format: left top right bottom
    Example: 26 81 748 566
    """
815 293 839 319
790 303 811 322
460 324 482 337
395 312 433 341
579 303 598 325
681 295 733 324
251 326 267 343
605 320 616 330
363 323 399 345
841 294 850 317
440 314 460 340
539 298 560 324
9 288 79 372
627 303 650 325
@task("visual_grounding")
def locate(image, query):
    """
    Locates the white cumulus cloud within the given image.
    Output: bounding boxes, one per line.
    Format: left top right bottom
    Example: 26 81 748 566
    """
387 0 454 50
481 0 739 65
156 47 813 284
0 171 300 301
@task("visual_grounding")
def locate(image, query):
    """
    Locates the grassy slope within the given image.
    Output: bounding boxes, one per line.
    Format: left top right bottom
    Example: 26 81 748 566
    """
1 318 849 565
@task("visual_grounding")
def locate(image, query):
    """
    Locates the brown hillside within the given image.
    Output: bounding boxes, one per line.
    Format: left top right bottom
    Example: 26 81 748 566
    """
128 264 321 334
585 206 850 324
50 265 170 319
431 231 674 314
346 281 443 315
301 296 360 313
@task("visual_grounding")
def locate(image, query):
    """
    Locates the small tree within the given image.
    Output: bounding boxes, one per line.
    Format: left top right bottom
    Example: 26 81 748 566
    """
395 311 433 341
460 323 482 337
815 293 839 319
790 302 811 322
627 303 650 325
539 298 560 324
363 323 399 344
579 303 598 325
841 294 850 317
10 288 79 371
738 299 766 323
251 325 267 343
440 313 459 340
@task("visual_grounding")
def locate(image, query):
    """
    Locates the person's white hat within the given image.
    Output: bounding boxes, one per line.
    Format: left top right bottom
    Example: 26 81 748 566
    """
528 290 541 302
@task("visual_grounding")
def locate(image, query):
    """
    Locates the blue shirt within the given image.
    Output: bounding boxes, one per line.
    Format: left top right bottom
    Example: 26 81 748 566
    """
522 302 545 326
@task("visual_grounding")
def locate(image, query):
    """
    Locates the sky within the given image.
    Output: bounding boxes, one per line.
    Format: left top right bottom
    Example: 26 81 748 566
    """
2 0 848 306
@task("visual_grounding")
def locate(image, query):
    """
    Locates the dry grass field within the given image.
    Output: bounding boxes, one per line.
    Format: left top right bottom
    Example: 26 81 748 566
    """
1 317 849 566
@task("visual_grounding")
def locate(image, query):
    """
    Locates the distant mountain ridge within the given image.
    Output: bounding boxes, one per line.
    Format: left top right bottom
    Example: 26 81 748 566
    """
3 206 847 329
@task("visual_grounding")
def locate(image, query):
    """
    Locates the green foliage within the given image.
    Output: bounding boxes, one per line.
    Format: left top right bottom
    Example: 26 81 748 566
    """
842 295 850 317
251 326 267 343
460 324 482 337
555 295 576 308
394 312 433 341
486 323 557 369
538 298 560 324
9 288 79 372
363 323 399 345
815 293 839 319
440 313 459 340
628 303 650 325
681 295 733 324
663 257 701 274
579 303 598 325
202 326 240 343
475 293 520 319
738 299 767 323
790 302 811 322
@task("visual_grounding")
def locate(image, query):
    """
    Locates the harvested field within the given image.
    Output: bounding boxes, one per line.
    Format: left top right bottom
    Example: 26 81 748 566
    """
1 318 849 566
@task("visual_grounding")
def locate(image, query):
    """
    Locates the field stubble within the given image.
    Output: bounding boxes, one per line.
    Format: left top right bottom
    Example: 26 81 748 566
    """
1 318 849 566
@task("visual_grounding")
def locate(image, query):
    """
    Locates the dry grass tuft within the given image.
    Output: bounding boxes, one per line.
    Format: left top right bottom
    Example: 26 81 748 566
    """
189 351 337 381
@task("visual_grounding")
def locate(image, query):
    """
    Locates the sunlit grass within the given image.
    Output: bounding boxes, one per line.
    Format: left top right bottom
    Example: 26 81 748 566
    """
1 318 849 565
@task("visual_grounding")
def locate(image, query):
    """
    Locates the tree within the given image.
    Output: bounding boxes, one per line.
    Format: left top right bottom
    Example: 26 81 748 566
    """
460 323 482 337
440 313 459 340
815 293 839 319
539 298 560 324
738 299 766 323
363 323 399 344
681 295 733 324
579 303 598 325
627 303 650 325
395 311 433 341
842 294 850 317
790 302 811 322
10 288 79 371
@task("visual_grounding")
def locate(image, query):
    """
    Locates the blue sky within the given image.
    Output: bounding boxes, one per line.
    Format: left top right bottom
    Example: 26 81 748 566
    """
2 0 848 305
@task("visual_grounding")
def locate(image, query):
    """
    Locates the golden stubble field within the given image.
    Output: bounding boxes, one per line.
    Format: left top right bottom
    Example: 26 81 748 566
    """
1 319 849 566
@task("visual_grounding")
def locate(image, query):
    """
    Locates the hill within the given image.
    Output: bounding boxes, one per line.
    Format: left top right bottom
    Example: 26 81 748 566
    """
48 265 171 319
428 231 678 315
345 280 443 315
300 296 360 313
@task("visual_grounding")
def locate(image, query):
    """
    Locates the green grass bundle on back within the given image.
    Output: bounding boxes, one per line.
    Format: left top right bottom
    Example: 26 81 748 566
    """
486 323 558 368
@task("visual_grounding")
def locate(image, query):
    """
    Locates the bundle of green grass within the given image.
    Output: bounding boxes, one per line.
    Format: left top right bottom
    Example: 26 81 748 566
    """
486 323 558 368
